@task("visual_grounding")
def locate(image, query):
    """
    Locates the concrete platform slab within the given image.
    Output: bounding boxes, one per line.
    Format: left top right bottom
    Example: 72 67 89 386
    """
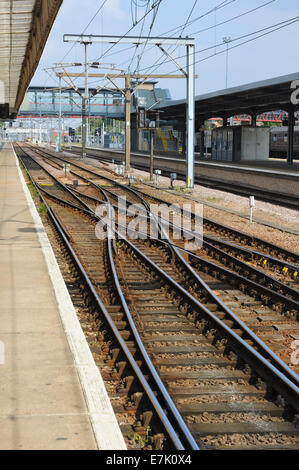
0 414 97 450
0 144 126 450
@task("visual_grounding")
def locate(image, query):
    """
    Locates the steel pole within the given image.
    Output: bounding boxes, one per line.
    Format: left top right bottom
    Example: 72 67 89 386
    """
226 43 229 89
58 76 62 151
150 129 154 181
125 75 131 173
287 107 295 165
223 37 231 89
39 96 42 144
82 42 89 160
186 44 195 189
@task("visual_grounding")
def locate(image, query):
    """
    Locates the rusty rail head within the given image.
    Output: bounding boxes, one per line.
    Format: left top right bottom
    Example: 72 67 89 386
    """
17 143 299 418
16 146 199 451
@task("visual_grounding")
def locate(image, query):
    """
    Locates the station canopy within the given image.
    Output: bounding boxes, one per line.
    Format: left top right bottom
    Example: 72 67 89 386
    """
0 0 62 119
155 72 299 122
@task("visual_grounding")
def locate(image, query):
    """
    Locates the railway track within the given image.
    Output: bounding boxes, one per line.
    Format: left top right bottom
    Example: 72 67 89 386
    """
25 145 299 286
134 185 299 267
15 143 299 450
27 145 299 268
68 146 299 211
19 145 299 367
16 144 198 450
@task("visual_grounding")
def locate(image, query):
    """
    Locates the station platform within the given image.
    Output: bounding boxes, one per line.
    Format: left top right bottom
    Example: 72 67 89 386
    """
194 156 299 175
0 144 126 450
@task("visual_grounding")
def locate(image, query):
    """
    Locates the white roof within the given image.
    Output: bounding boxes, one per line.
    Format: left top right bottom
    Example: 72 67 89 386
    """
0 0 62 118
0 0 35 115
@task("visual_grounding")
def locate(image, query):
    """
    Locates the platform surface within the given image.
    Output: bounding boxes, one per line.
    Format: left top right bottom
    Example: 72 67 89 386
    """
0 145 98 450
194 157 299 176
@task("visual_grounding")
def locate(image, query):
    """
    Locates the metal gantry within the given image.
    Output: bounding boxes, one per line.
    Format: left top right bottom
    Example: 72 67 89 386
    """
63 35 196 187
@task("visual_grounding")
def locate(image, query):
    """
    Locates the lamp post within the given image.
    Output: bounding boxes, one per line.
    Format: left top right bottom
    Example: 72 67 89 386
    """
58 75 62 152
39 95 42 145
223 36 232 89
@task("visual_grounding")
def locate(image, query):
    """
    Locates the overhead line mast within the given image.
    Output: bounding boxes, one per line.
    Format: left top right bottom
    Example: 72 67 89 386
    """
64 35 196 188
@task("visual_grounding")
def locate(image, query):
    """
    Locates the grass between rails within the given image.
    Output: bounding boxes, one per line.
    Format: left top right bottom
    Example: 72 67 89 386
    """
18 158 48 216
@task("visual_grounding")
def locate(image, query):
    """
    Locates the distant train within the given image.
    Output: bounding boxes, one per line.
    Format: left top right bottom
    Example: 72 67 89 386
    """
269 126 299 158
195 127 299 159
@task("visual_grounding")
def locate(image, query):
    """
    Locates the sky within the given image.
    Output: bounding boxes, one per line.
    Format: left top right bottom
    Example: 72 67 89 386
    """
31 0 299 100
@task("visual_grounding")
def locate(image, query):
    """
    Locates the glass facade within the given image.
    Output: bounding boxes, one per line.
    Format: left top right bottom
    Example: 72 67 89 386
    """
20 88 125 117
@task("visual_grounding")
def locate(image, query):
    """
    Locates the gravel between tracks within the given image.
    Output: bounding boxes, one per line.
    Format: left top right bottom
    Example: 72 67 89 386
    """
79 156 299 254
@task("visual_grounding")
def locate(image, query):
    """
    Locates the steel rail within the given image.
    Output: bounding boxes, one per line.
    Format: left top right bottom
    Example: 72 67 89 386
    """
18 145 299 385
119 188 299 387
118 236 299 411
17 146 299 441
68 146 299 211
80 182 299 414
132 186 299 265
15 144 93 212
200 239 299 305
74 166 299 390
71 187 299 315
202 235 299 275
26 144 299 266
107 224 199 450
16 147 199 451
161 217 299 307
